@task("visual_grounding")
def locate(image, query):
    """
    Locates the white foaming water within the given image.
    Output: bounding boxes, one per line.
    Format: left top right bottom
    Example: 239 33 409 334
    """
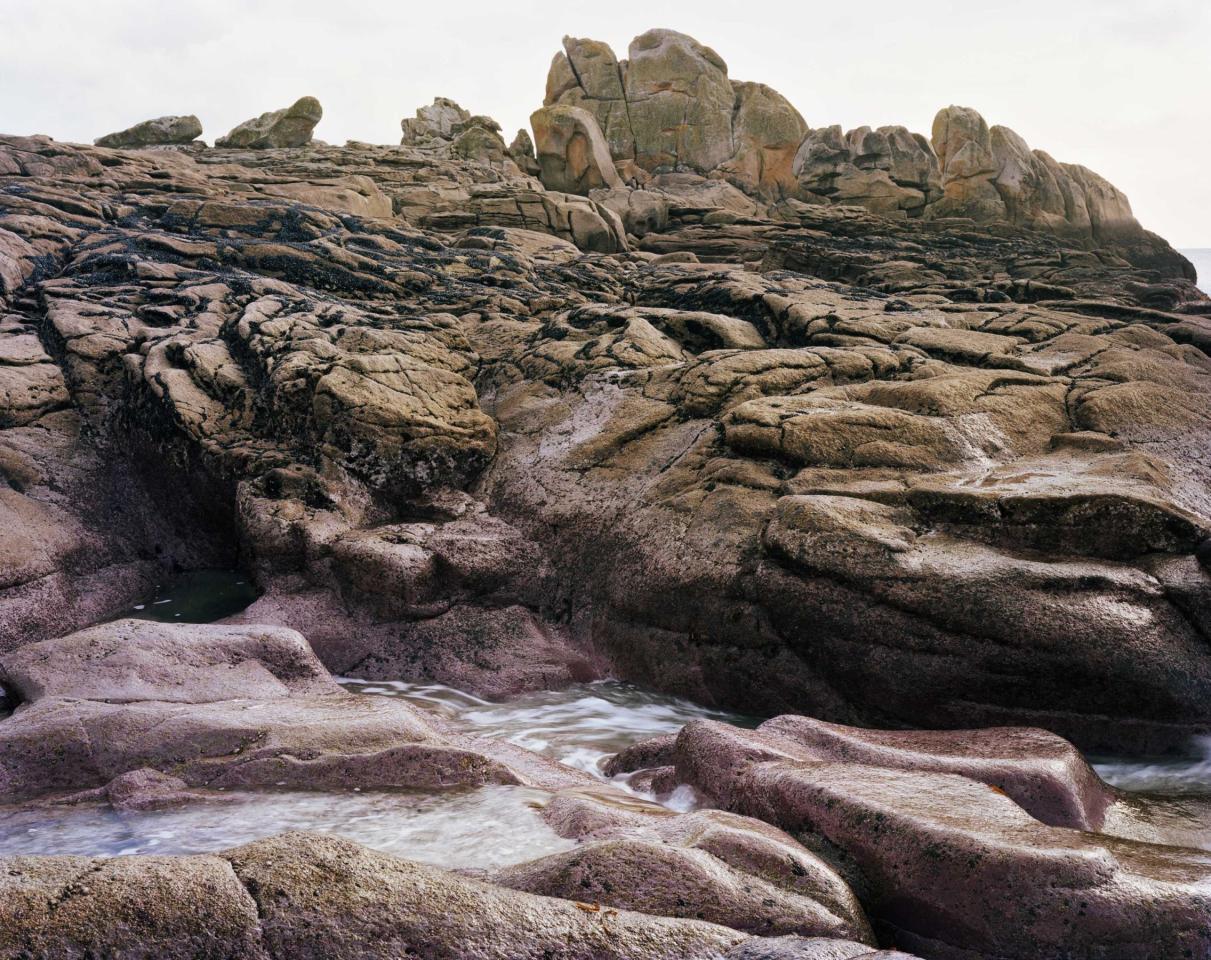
0 786 574 864
1093 737 1211 796
0 680 745 860
339 678 753 777
7 658 1209 862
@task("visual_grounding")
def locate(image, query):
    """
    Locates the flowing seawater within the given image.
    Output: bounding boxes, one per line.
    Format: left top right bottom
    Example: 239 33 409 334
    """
1 568 1209 860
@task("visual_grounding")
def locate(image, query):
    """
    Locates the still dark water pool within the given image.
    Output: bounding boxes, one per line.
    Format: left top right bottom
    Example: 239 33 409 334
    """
126 568 260 623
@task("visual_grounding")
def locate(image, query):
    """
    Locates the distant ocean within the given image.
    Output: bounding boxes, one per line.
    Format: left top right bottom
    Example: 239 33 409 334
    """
1181 249 1211 294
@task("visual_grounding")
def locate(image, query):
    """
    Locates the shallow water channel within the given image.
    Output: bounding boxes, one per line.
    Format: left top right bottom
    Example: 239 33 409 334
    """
1 569 1209 862
0 679 748 862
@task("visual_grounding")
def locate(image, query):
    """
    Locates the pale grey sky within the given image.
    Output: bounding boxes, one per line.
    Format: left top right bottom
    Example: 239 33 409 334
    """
2 0 1208 246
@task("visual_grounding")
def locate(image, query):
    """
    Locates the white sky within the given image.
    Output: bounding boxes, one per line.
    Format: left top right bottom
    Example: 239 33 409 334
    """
2 0 1208 246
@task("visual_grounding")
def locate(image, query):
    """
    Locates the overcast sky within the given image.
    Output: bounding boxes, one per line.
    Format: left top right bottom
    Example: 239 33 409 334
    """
2 0 1208 246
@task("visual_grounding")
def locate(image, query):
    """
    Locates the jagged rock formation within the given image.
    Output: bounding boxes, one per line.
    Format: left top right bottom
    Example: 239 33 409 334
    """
927 104 1142 252
401 96 472 144
540 30 1187 280
401 97 520 172
793 125 940 217
507 127 540 176
95 114 203 149
546 30 808 200
216 96 323 149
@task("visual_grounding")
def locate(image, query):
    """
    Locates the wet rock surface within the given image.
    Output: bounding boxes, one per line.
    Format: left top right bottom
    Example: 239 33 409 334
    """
611 718 1211 959
0 618 594 801
0 617 897 954
496 790 873 942
0 831 859 960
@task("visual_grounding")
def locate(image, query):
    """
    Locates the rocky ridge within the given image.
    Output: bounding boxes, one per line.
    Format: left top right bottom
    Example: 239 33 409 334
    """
537 29 1184 267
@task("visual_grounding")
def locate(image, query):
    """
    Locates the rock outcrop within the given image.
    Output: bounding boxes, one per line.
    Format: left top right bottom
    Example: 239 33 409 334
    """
401 96 472 145
507 127 541 176
531 103 624 194
793 125 940 217
499 792 874 943
95 114 203 148
1 40 1211 958
0 618 592 800
610 717 1211 960
538 31 1189 278
0 832 773 960
545 30 808 200
216 96 322 149
0 831 916 959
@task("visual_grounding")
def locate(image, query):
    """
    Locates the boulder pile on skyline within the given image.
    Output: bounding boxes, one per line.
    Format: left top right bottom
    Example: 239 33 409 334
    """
533 29 1144 247
91 27 1153 258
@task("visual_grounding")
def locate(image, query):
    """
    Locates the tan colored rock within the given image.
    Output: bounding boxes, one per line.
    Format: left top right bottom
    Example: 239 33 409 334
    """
988 124 1072 233
95 114 202 148
254 175 393 218
450 123 512 168
216 96 322 149
1064 161 1138 240
400 96 470 144
546 37 634 160
530 104 623 194
718 82 807 199
589 187 670 236
508 128 540 176
0 355 69 426
793 125 937 217
624 29 735 173
543 31 747 177
928 104 1007 220
0 119 1206 790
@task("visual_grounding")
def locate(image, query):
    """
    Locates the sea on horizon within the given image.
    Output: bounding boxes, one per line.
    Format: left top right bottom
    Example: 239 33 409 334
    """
1181 249 1211 295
